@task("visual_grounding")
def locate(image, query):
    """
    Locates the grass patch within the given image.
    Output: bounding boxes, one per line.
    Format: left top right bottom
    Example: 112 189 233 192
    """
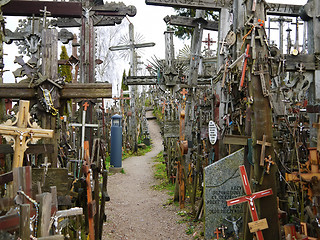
152 152 176 195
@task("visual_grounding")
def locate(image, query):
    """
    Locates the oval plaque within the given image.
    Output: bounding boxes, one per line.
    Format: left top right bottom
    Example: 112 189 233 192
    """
208 120 218 145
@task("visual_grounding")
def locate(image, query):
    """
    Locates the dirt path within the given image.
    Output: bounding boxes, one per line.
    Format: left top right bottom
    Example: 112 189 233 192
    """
102 119 191 240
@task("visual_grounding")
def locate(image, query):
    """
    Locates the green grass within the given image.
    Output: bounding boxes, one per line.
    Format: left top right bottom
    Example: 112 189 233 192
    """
151 152 175 195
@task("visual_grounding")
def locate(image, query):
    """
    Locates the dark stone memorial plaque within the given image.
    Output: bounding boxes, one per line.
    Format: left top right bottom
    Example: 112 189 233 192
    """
204 148 244 239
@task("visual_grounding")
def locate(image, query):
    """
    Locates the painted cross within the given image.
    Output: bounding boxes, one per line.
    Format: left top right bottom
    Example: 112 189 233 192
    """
264 155 275 174
0 100 54 168
69 101 98 160
256 134 272 166
226 165 273 240
202 33 216 50
239 44 250 91
214 228 221 239
218 225 227 238
180 88 188 100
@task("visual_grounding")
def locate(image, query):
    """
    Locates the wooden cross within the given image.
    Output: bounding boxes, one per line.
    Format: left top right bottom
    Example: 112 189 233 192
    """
202 33 216 50
227 165 273 240
214 228 221 239
0 100 54 168
161 100 167 114
256 134 272 166
39 6 51 29
253 64 269 97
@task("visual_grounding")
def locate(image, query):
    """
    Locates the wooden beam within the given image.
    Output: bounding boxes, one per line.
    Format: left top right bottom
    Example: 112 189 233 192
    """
266 3 302 17
2 0 82 17
0 144 54 154
284 54 316 71
0 171 13 185
0 83 112 99
164 15 219 31
145 0 232 11
61 83 112 99
223 135 250 146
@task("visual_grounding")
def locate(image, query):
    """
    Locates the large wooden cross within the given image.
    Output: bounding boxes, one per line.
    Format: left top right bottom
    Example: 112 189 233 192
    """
0 100 53 168
226 165 273 240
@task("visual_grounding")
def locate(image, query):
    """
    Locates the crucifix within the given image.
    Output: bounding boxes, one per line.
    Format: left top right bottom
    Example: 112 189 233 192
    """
69 101 98 160
0 100 53 168
218 225 227 238
227 165 273 240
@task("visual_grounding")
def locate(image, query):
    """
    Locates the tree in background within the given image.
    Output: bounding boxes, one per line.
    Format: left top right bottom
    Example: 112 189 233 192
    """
58 46 72 83
95 23 128 84
170 9 219 39
121 70 129 91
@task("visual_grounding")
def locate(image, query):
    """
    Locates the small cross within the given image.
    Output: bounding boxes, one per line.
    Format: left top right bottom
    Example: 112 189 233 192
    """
161 100 167 114
83 101 90 111
239 44 250 91
202 33 216 50
227 165 273 240
256 134 272 166
40 6 51 29
180 88 188 99
214 228 221 239
264 155 275 174
218 225 227 238
253 64 270 97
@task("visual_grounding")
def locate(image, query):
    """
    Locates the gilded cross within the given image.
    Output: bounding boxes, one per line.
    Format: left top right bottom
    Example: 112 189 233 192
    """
0 100 54 168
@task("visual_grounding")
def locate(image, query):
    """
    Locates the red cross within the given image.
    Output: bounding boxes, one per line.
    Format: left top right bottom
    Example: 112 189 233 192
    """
226 165 273 240
83 101 90 111
202 33 216 50
239 44 250 91
214 228 221 239
180 88 188 99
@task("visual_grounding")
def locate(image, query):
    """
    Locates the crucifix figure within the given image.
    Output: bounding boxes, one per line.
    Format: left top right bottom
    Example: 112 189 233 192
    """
227 165 273 240
0 100 54 168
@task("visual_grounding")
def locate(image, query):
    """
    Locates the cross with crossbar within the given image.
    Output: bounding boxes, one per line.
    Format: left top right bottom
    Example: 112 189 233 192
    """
227 165 273 240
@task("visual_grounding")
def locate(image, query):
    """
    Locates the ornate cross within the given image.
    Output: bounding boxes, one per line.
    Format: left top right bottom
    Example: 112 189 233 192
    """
227 165 273 240
0 100 54 168
218 225 227 238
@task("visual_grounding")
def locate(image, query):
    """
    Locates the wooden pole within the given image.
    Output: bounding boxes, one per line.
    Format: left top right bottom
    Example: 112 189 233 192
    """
19 204 30 240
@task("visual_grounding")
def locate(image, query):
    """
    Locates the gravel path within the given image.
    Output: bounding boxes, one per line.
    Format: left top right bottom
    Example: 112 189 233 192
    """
102 119 191 240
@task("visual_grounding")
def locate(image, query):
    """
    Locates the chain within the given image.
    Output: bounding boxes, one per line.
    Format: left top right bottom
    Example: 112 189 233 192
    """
17 189 39 236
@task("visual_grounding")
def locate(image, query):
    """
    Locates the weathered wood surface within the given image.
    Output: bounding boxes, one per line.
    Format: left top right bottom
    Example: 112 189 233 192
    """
145 0 232 10
19 204 30 240
37 193 52 237
55 207 83 218
0 83 112 99
32 168 72 198
0 144 54 154
223 135 250 146
2 0 82 17
266 3 302 17
164 15 219 31
285 54 316 71
0 171 13 184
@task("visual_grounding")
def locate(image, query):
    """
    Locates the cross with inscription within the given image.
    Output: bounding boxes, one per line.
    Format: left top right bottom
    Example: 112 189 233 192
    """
256 134 272 166
226 165 273 240
0 100 53 168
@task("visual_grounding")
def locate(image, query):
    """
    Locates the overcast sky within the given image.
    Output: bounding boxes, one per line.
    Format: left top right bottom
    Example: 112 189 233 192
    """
3 0 308 87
